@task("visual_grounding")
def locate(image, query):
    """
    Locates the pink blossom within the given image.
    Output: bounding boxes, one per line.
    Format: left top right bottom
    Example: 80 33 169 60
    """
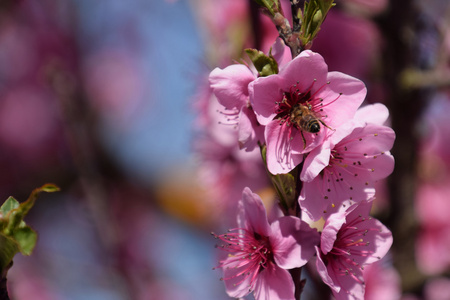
415 182 450 275
299 121 395 220
362 259 401 300
310 10 382 80
424 277 450 300
213 187 320 300
250 50 366 174
208 38 291 151
416 225 450 275
316 200 393 300
209 62 264 151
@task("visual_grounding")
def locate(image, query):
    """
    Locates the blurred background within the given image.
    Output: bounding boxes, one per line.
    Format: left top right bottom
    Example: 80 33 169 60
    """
1 0 450 299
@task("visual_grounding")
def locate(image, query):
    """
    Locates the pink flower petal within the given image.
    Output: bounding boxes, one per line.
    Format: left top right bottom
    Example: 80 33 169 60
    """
279 50 328 92
300 140 331 182
328 264 365 300
222 257 255 298
209 64 255 109
265 121 304 174
253 263 295 300
315 71 366 128
238 105 264 151
320 210 347 254
271 37 291 69
316 247 341 293
270 217 320 269
250 75 285 125
238 187 271 237
354 103 390 125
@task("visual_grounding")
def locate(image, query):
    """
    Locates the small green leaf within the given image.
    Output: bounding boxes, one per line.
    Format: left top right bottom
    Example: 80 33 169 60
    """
0 197 20 217
299 0 335 48
253 0 280 16
260 145 299 213
5 211 24 235
0 184 60 276
38 183 60 193
13 226 37 256
245 48 279 77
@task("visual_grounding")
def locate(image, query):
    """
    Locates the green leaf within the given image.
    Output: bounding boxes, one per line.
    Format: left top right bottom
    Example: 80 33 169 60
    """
260 145 298 213
245 48 279 77
13 226 37 256
298 0 335 48
0 234 19 273
253 0 280 16
38 183 60 193
0 184 60 277
0 197 20 217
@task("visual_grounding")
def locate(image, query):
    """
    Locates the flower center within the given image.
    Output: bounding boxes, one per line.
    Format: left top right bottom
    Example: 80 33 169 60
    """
326 215 379 277
274 81 320 131
212 228 273 289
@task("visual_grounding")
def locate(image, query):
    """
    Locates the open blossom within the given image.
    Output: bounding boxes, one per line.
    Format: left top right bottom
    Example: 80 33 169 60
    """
209 61 262 151
316 200 393 300
299 120 395 220
250 50 367 174
208 38 290 151
212 187 319 300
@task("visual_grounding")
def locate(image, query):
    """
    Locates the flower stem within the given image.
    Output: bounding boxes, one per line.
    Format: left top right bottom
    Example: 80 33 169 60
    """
290 267 305 300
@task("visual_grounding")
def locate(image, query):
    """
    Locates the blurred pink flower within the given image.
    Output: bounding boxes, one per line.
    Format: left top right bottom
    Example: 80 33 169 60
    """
213 187 319 300
9 267 61 300
193 91 269 220
362 259 401 300
415 181 450 275
0 86 59 157
83 49 144 127
311 10 381 81
424 277 450 300
316 200 393 300
416 182 450 227
416 225 450 275
250 50 366 174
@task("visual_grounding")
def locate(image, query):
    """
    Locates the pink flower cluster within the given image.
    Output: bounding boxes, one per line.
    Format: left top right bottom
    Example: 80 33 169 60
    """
208 45 395 299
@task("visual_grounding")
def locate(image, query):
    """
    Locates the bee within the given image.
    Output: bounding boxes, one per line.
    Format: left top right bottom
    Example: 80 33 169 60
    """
289 102 332 148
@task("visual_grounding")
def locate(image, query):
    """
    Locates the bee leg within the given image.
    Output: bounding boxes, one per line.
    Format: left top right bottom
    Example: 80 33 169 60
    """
301 131 306 149
319 119 335 131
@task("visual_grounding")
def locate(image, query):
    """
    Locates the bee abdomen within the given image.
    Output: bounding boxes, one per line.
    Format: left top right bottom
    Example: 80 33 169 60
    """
306 120 320 133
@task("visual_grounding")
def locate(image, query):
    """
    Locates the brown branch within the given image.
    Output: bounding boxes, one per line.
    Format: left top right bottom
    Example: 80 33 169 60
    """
379 0 432 293
0 262 11 300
